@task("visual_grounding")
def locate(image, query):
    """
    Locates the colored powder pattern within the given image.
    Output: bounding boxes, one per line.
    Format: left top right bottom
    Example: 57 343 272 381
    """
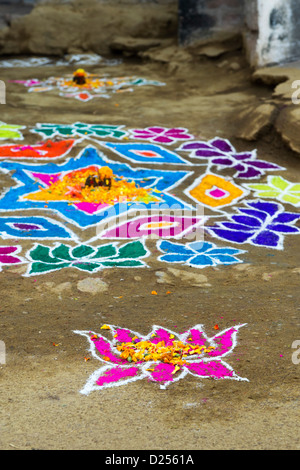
25 165 157 205
96 366 139 386
150 328 175 346
115 329 134 343
187 329 207 346
13 223 41 231
92 337 124 364
75 324 248 393
0 140 75 159
150 363 176 382
209 328 237 357
186 361 234 378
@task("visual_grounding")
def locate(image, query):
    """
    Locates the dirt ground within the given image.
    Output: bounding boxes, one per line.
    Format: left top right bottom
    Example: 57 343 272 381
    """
0 17 299 450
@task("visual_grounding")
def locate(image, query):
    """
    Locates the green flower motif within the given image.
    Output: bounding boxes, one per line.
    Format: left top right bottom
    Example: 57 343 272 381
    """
244 176 300 207
31 122 128 140
26 240 149 276
0 121 25 140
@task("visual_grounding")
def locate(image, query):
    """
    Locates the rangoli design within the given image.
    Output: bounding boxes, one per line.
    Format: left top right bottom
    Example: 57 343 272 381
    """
157 240 246 268
129 127 194 145
0 216 77 241
179 138 283 179
94 214 206 240
0 121 298 282
101 142 191 165
0 246 24 271
25 240 149 276
74 323 248 393
0 53 120 68
11 72 165 102
185 172 247 211
0 147 193 229
31 122 128 140
244 175 300 208
0 122 25 141
0 140 76 160
207 200 300 250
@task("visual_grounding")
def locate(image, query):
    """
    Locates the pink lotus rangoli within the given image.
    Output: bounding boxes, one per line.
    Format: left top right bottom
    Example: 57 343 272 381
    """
74 323 248 394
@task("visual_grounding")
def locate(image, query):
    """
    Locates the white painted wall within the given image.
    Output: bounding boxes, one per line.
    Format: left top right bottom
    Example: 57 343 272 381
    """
256 0 293 66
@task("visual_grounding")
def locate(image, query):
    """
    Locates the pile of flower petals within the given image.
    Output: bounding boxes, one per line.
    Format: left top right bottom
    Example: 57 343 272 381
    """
26 165 157 205
116 336 215 371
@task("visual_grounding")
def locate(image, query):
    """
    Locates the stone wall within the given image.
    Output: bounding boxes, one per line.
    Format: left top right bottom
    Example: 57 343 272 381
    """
1 0 300 67
179 0 300 67
179 0 245 45
0 0 34 29
0 0 176 31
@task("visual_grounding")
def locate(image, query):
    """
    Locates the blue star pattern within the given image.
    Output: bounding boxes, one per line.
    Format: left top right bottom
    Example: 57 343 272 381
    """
157 240 246 268
0 147 194 229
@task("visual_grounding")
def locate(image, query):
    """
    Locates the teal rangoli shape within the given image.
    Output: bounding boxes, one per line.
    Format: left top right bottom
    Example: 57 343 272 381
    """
25 240 149 276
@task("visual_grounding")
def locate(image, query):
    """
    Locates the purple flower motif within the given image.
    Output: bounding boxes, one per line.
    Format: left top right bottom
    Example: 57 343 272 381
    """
0 246 24 271
207 200 300 250
130 127 194 145
179 137 284 179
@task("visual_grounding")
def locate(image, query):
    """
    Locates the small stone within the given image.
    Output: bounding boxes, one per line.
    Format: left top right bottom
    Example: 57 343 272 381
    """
217 60 229 68
77 278 108 295
7 264 27 275
229 62 241 71
155 271 173 285
167 267 211 287
235 103 277 141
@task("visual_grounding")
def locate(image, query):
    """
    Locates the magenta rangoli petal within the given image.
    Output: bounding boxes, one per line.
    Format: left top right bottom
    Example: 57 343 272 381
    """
186 360 234 378
0 255 21 264
187 329 208 346
31 172 60 186
151 328 175 346
154 136 173 143
115 328 134 343
0 246 18 255
96 366 139 387
149 363 176 383
209 328 238 357
147 127 166 133
92 337 123 364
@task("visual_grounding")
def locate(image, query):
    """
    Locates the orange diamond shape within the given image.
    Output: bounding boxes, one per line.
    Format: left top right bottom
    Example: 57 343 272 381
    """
189 173 245 208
